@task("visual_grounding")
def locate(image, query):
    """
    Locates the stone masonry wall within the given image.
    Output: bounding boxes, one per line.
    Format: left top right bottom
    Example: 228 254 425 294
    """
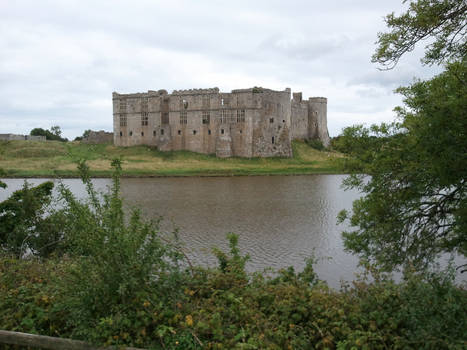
290 94 330 148
113 87 329 157
83 130 113 144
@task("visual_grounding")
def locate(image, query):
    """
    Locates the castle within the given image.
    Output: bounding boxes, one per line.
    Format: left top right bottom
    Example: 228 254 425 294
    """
113 87 329 157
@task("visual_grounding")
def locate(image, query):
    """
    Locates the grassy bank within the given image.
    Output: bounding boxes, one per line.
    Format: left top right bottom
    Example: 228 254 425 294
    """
0 140 344 177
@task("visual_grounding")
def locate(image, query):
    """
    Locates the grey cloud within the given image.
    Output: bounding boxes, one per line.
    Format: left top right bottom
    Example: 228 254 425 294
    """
0 0 433 139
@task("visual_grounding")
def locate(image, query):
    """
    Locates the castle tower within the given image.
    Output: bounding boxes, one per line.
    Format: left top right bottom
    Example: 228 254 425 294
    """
308 97 330 148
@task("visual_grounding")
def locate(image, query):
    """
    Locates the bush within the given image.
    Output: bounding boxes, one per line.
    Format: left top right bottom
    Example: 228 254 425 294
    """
0 181 63 258
306 139 325 151
51 159 189 345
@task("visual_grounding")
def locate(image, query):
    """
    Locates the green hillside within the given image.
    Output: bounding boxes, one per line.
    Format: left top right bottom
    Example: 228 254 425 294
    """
0 140 344 177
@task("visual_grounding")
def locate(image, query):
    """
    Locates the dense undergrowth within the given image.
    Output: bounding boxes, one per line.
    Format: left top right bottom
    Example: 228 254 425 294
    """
0 160 465 349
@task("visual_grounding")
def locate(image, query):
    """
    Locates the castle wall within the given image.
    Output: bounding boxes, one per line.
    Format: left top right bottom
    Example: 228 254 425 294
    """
291 92 309 140
0 134 46 141
290 93 330 148
251 89 292 157
83 130 113 144
113 86 329 157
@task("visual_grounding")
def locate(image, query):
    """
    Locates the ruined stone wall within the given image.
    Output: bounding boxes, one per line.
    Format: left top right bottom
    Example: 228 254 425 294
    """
290 93 330 148
251 88 292 157
83 130 113 144
291 92 309 140
0 134 46 141
308 97 330 147
113 86 326 157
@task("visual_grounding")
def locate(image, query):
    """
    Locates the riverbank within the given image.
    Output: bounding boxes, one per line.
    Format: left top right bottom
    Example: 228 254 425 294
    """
0 139 344 177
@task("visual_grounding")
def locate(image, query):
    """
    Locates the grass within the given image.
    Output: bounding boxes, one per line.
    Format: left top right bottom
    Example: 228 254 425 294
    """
0 140 345 177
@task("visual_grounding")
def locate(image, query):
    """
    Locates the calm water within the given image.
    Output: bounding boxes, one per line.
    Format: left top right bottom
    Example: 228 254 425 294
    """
2 175 464 288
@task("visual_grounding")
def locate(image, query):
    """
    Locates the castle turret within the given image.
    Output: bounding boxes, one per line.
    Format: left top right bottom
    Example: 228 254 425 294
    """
308 97 330 148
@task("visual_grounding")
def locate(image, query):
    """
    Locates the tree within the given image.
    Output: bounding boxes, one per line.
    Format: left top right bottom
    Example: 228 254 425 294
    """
0 181 56 257
339 63 466 270
373 0 467 69
74 129 92 141
50 125 62 138
30 127 48 138
339 0 467 271
30 126 68 142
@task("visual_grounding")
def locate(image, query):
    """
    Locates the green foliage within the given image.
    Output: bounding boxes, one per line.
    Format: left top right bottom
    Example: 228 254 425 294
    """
372 0 467 69
339 0 467 273
54 159 188 345
0 180 65 258
31 126 68 142
74 129 92 141
2 253 466 349
0 168 6 188
338 61 467 272
213 233 250 277
305 138 325 151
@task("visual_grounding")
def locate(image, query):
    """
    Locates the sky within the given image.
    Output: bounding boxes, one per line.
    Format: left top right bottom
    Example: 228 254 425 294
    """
0 0 440 140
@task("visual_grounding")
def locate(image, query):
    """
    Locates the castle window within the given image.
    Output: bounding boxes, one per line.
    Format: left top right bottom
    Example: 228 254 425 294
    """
202 111 210 124
239 130 242 134
272 136 275 144
282 120 285 123
193 130 197 135
237 109 245 123
221 98 224 106
180 111 187 124
220 109 228 124
141 132 144 136
221 129 225 134
161 129 164 135
208 129 211 135
141 114 148 126
181 99 188 109
178 130 181 135
153 130 156 136
119 131 122 137
269 118 274 123
119 100 127 112
129 131 133 136
120 115 127 127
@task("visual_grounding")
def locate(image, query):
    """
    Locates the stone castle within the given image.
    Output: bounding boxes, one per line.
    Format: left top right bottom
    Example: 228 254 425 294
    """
113 87 329 157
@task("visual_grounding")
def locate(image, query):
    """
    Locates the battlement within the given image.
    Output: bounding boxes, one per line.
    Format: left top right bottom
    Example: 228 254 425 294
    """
172 87 219 95
308 97 327 103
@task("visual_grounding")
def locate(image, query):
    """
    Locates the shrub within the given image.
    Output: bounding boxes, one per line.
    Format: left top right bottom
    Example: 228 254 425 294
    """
306 139 325 151
55 159 189 346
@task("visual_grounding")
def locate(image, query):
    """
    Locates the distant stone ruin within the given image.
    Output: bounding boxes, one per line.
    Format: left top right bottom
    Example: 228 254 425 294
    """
82 130 113 144
112 87 330 157
0 134 46 141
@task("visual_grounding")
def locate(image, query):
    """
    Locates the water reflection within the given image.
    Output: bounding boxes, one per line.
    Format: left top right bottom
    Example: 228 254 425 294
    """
118 175 361 287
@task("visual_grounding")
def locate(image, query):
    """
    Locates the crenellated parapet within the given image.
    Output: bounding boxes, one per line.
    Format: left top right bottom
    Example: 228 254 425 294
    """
172 87 220 95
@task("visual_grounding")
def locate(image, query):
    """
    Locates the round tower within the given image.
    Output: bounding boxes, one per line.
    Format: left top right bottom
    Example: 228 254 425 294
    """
308 97 330 148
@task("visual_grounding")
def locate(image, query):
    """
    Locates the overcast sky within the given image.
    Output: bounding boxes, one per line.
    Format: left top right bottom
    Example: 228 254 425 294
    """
0 0 440 139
